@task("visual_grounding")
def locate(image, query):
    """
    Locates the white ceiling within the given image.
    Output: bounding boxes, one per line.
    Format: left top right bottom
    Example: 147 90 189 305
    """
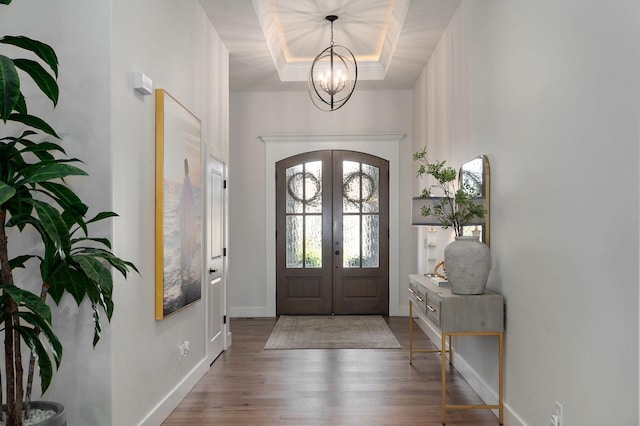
199 0 461 92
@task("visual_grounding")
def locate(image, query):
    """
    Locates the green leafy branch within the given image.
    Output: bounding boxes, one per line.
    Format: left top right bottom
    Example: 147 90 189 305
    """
413 146 485 236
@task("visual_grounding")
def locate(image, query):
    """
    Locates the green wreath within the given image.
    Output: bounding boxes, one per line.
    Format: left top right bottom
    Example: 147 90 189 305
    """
287 172 321 206
343 171 376 205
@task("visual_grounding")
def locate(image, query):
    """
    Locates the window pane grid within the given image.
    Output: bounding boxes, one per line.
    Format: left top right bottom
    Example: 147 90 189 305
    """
285 162 323 269
342 160 380 269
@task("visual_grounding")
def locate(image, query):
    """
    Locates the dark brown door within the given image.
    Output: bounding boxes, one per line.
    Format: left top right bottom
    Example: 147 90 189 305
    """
276 150 389 315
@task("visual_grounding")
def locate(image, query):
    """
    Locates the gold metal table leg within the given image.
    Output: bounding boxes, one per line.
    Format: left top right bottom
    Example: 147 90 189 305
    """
409 300 413 364
441 332 447 424
499 332 504 425
440 332 504 425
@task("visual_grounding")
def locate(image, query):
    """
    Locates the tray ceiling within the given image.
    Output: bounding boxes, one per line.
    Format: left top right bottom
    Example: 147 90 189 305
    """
200 0 461 91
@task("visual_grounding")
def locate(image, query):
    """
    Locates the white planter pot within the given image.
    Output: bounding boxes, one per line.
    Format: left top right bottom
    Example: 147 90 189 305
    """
444 236 491 295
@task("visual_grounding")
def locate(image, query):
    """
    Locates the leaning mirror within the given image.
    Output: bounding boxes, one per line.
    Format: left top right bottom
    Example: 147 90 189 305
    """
459 155 490 246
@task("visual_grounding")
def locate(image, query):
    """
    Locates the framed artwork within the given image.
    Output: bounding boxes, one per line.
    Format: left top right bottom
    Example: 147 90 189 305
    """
155 89 202 319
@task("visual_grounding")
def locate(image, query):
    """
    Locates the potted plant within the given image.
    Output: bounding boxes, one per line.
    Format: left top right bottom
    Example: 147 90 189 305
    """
0 1 137 424
413 146 489 294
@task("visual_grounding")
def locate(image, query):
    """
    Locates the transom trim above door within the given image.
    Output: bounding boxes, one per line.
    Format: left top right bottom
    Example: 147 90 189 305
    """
261 134 407 144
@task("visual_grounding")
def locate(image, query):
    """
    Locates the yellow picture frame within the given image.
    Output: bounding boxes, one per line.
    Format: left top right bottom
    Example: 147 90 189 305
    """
155 89 202 320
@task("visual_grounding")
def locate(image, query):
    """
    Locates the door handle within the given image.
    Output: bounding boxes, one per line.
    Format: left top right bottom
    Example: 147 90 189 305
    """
334 250 340 255
209 268 217 274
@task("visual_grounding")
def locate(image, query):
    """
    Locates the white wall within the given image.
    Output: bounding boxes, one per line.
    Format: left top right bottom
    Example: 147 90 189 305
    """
111 0 228 425
229 90 414 317
413 1 639 425
0 0 114 424
1 0 228 424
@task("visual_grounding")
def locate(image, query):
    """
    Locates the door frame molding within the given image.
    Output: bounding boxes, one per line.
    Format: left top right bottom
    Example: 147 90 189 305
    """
261 133 405 317
204 152 230 364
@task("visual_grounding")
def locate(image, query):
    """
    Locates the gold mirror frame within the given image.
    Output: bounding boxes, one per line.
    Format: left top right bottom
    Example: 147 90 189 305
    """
459 155 490 246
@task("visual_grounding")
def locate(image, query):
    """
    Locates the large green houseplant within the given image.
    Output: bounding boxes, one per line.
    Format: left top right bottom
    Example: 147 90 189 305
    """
0 0 137 424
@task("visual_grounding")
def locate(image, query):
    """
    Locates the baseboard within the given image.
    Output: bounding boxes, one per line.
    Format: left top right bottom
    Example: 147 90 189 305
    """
228 306 273 317
413 316 526 426
225 330 233 349
137 357 209 426
503 404 528 426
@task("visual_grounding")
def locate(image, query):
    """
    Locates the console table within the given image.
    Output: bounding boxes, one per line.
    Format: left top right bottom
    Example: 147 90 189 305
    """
408 274 504 425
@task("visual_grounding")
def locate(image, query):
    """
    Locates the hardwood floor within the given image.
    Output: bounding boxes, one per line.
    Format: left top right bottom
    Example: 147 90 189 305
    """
162 317 499 425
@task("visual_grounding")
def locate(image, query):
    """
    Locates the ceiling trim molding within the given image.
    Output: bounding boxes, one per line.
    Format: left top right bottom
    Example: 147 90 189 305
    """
260 133 406 144
251 0 287 76
252 0 411 83
279 60 386 82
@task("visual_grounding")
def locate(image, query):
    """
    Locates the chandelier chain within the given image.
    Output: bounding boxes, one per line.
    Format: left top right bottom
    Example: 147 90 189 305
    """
330 20 334 46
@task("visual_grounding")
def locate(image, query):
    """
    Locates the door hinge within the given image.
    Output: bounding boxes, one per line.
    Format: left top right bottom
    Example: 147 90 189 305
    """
223 315 227 324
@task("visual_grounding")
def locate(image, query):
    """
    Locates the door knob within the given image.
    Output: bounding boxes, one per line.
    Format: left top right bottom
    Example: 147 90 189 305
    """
334 250 340 255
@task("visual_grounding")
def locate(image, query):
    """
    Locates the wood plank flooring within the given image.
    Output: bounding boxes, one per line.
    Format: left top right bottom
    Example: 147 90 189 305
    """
162 317 499 425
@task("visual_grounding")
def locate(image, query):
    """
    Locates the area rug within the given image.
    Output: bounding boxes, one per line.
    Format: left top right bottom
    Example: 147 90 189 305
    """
264 315 401 349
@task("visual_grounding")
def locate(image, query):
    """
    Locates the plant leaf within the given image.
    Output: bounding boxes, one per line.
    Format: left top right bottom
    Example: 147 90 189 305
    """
13 58 58 106
39 181 88 217
7 113 59 138
0 54 20 121
72 236 112 249
13 92 26 114
48 267 87 305
0 180 16 205
18 140 65 156
0 36 58 77
29 199 70 254
19 162 87 185
20 327 54 393
9 254 35 269
86 211 119 224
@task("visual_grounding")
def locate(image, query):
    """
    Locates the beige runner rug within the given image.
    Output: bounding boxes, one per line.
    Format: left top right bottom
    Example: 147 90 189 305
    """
264 315 401 349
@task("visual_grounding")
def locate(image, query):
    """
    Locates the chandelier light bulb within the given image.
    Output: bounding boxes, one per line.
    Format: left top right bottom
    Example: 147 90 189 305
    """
319 69 347 96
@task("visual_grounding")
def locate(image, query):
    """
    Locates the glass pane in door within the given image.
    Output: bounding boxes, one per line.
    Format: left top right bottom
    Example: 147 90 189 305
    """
342 161 380 268
286 215 303 268
342 215 360 267
342 161 361 213
362 214 379 267
285 161 323 268
361 163 379 213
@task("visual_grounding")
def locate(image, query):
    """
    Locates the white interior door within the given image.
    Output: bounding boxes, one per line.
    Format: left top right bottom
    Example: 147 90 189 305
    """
206 154 226 364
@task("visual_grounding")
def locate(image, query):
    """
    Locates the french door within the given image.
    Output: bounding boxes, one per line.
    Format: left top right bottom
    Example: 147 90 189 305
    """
276 150 389 315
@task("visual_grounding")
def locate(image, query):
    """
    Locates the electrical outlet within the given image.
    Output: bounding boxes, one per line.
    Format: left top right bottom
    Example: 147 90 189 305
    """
177 341 190 359
550 401 563 426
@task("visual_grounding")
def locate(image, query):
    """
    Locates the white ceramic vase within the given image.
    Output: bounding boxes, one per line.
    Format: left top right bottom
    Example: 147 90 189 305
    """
444 236 491 295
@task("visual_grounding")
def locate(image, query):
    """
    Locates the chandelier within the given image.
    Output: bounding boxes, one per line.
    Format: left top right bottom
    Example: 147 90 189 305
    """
308 15 358 111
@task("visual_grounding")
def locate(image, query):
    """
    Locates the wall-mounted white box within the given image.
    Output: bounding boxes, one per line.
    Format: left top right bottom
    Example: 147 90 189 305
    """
133 72 153 95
